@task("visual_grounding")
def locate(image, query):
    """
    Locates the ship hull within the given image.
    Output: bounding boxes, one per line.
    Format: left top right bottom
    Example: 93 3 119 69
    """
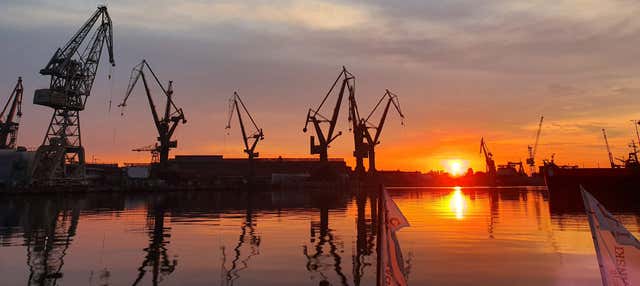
543 165 640 212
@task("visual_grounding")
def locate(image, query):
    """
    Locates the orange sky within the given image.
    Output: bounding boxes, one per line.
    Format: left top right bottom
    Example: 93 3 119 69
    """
3 1 640 172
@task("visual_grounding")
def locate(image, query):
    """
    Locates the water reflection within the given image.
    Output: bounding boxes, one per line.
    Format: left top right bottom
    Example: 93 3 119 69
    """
302 195 349 286
0 187 638 285
132 200 177 285
220 202 261 286
448 187 467 220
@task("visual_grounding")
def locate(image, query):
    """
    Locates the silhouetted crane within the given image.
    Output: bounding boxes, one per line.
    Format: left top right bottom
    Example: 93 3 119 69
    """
120 59 186 166
345 78 367 175
526 116 543 175
226 92 264 160
601 128 618 168
31 6 114 184
479 137 497 176
303 67 354 162
132 144 160 164
0 77 23 149
361 89 405 173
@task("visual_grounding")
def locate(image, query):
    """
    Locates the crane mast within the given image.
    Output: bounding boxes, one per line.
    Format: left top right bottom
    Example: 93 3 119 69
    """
0 77 24 149
601 128 617 168
361 89 404 173
31 6 114 184
303 67 353 162
120 60 186 166
479 137 497 176
345 74 366 175
226 92 264 160
526 115 544 175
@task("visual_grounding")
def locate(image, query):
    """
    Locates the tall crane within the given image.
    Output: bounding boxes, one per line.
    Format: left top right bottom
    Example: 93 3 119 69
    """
303 67 354 162
526 115 544 175
479 137 497 176
602 128 618 168
120 59 186 166
31 6 114 184
345 75 366 175
226 91 264 160
361 89 405 173
0 77 24 149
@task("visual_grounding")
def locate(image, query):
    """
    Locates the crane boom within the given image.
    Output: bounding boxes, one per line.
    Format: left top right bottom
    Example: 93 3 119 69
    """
361 89 405 173
31 6 115 184
602 128 617 168
0 77 24 149
479 137 497 176
526 115 544 174
119 60 186 166
303 67 353 162
226 92 264 159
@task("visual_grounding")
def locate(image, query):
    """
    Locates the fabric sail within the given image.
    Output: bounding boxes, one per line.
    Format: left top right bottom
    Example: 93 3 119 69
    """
378 188 410 286
581 187 640 286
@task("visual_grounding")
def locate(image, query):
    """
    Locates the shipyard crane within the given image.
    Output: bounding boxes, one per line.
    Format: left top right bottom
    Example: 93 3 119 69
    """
526 116 544 175
345 76 366 175
303 67 354 162
479 137 497 176
0 77 24 149
31 6 114 184
132 144 160 164
226 92 264 160
361 89 405 173
120 59 186 166
601 128 618 168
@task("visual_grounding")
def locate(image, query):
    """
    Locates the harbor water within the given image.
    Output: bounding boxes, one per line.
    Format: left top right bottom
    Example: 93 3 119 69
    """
1 187 638 285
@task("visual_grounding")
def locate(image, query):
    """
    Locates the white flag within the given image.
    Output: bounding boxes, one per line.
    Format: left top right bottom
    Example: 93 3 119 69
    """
379 189 410 286
581 187 640 286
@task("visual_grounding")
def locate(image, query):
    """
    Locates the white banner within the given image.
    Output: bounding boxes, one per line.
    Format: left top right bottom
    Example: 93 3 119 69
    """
379 189 410 286
581 187 640 286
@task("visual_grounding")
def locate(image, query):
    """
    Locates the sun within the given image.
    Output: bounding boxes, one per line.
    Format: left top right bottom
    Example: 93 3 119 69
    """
445 159 468 176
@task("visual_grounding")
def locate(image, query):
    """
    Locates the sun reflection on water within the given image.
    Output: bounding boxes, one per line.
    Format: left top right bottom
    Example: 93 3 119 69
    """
449 187 467 220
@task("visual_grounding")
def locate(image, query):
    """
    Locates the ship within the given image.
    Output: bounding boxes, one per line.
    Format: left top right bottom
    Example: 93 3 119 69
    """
542 147 640 212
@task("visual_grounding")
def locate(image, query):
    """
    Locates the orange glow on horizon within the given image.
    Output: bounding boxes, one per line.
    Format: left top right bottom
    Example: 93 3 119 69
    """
444 159 470 176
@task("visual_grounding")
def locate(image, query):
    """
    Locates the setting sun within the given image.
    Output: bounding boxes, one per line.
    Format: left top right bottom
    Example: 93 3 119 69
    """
445 159 469 176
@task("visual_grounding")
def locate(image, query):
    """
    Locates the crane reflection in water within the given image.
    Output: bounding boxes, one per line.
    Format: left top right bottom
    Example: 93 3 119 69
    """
302 191 379 286
219 204 261 286
132 200 177 285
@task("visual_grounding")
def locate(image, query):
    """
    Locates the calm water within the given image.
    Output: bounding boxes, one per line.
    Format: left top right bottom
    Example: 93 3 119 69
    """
1 187 639 286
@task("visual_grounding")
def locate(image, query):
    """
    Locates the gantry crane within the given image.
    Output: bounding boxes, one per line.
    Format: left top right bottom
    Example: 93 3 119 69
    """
132 144 160 164
0 77 24 149
303 67 354 162
31 6 114 184
526 116 544 175
226 91 264 160
361 89 405 173
479 137 497 176
601 128 618 168
120 59 186 166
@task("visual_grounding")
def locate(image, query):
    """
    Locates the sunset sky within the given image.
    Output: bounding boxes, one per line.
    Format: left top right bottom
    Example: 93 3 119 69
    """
2 0 640 172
